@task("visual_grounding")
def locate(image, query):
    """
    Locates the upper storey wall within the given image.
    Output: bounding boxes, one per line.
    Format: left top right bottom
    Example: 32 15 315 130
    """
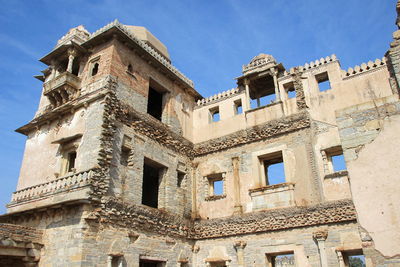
192 57 393 143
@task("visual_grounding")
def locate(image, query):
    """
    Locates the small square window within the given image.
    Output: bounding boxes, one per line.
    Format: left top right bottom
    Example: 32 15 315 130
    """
234 99 243 115
324 147 346 174
210 107 220 123
316 72 331 92
205 173 226 200
340 250 366 267
260 152 286 186
283 82 296 99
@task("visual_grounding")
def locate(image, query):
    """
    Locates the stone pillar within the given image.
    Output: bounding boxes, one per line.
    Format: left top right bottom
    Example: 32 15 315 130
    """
234 241 247 267
191 163 199 219
336 251 345 267
67 48 77 73
50 59 58 80
313 230 328 267
272 69 281 102
192 245 200 267
232 157 243 214
244 78 251 111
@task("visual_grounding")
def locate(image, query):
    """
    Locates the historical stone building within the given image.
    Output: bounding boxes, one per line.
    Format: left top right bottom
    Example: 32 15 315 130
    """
1 2 400 267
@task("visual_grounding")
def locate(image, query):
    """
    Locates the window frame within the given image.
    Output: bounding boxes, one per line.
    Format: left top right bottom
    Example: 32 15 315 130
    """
204 173 226 201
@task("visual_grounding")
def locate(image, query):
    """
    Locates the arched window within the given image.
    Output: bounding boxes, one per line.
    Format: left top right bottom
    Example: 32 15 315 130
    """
91 62 99 76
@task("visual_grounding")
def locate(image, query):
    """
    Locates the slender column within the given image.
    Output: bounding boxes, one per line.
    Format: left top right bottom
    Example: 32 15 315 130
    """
234 241 247 267
256 96 261 107
192 245 200 267
232 157 242 214
67 48 77 73
272 69 281 102
313 230 328 267
244 78 251 110
50 59 58 80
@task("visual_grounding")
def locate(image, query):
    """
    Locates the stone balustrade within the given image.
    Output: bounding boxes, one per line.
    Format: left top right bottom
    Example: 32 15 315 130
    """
43 71 81 108
10 169 94 204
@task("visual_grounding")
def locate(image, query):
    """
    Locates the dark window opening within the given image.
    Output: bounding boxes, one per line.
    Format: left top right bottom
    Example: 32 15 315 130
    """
283 81 296 99
142 161 163 208
234 99 243 114
127 64 133 73
267 252 295 267
210 107 220 122
67 151 77 172
91 62 99 76
111 256 124 267
72 59 80 76
120 147 131 166
316 72 331 92
147 87 164 121
177 171 185 188
262 152 285 185
140 260 164 267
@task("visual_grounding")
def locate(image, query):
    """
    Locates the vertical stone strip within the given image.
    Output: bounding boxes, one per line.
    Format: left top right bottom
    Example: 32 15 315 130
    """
313 230 328 267
234 241 247 267
90 76 118 202
232 157 243 214
291 67 308 110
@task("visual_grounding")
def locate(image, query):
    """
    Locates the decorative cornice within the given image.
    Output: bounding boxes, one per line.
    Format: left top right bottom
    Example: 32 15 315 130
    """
196 88 240 107
342 57 387 79
194 111 311 156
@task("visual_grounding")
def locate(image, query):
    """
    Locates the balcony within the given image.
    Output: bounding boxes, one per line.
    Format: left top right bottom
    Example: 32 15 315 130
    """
43 72 81 108
7 169 94 213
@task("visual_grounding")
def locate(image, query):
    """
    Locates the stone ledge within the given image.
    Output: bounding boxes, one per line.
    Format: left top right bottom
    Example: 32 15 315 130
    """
205 195 226 201
0 223 42 244
324 170 348 179
249 182 294 193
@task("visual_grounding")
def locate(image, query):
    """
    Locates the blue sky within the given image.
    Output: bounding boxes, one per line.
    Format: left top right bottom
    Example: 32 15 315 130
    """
0 0 396 214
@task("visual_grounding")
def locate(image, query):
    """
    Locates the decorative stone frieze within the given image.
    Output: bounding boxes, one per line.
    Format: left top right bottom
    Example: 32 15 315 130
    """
192 199 356 239
194 111 311 156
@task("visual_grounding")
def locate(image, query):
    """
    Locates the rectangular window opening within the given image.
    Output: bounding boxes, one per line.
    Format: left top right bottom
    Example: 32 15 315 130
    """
261 152 286 186
207 173 225 198
234 99 243 115
177 171 185 188
210 107 220 123
251 93 276 109
111 256 124 267
67 151 77 173
342 250 366 267
140 260 165 267
142 159 164 208
147 86 164 121
283 81 296 99
316 72 331 92
267 252 295 267
326 147 346 173
120 147 131 166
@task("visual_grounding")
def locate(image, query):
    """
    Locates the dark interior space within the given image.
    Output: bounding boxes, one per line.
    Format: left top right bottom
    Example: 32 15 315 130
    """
142 161 162 208
147 87 163 121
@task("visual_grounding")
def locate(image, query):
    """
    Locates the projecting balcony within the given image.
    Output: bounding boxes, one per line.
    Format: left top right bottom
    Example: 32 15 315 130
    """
7 169 94 213
43 72 81 108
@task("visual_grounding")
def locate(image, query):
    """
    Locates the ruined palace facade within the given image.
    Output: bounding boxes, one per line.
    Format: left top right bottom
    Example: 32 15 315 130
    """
1 3 400 267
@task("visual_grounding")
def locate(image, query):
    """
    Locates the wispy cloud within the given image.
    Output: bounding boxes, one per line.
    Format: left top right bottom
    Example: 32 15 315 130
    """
0 34 40 59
